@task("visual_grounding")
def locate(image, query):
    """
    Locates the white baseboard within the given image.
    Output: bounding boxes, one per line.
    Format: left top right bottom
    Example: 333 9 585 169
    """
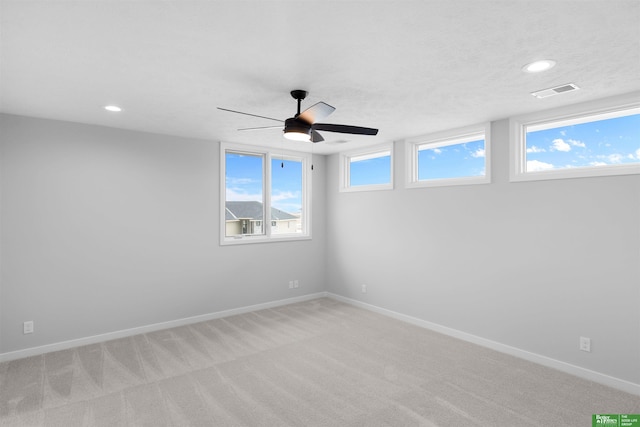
327 292 640 397
0 292 328 363
3 291 638 397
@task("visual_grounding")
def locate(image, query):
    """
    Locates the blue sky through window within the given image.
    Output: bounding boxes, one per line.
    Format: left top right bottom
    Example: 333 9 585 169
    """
418 139 485 180
225 152 302 215
225 152 263 202
271 158 302 214
350 154 391 186
525 113 640 172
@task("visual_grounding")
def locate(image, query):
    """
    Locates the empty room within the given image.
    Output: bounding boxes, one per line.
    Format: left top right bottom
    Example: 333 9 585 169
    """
1 1 639 426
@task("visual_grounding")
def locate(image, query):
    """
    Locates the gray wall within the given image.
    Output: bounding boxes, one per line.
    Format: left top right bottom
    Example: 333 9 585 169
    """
0 114 326 354
1 111 638 387
326 119 640 385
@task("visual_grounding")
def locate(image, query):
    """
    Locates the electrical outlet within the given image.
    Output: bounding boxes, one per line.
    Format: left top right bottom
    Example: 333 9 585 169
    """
23 321 34 334
294 280 299 288
362 284 367 293
288 281 294 289
579 336 591 352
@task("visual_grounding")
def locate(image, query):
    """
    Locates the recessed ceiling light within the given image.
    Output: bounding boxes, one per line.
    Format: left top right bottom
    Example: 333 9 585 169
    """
522 59 556 73
104 105 122 112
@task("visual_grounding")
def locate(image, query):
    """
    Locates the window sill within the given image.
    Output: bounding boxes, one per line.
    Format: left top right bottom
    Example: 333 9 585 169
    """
510 164 640 182
220 234 312 246
406 176 490 188
339 183 394 193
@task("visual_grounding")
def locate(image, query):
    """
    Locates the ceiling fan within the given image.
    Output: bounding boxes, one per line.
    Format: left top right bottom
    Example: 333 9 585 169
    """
218 90 378 143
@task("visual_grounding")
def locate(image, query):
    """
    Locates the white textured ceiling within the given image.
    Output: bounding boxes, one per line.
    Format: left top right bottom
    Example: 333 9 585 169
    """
1 0 639 154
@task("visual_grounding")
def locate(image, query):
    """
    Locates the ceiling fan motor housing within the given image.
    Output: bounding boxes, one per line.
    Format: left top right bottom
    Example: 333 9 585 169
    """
284 117 311 140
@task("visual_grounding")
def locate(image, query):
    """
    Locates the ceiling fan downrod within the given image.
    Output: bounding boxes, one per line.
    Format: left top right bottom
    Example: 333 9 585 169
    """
290 90 308 117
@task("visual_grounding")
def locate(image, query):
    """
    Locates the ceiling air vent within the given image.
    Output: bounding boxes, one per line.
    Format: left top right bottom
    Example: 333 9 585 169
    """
531 83 580 99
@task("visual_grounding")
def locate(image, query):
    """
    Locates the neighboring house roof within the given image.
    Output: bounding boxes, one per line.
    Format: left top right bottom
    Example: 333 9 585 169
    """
225 201 297 221
224 206 238 221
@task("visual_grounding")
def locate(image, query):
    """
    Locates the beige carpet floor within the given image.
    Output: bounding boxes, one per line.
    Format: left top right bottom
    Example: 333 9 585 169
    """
0 297 638 426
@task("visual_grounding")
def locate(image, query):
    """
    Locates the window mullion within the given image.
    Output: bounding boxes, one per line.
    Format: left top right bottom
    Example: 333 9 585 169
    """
264 152 272 237
345 155 351 189
300 156 308 235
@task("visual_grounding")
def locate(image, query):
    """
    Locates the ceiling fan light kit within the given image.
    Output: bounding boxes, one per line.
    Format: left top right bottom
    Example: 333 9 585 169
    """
283 117 312 141
218 89 379 144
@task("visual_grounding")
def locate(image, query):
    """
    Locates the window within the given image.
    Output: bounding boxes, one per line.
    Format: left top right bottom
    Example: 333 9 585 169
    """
339 143 393 192
406 123 490 188
221 142 311 244
511 96 640 181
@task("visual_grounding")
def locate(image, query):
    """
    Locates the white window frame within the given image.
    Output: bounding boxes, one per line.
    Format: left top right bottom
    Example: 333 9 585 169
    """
220 142 312 245
405 123 491 188
510 94 640 182
339 142 394 192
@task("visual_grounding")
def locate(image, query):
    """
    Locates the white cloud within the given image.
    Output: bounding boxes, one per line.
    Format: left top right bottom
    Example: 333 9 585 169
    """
225 188 262 201
594 153 628 164
271 190 299 202
433 148 442 154
271 190 302 213
226 189 301 213
607 153 624 163
589 161 608 167
526 145 546 153
559 130 566 136
551 138 571 152
635 148 640 159
226 177 257 185
527 160 554 171
471 148 485 158
568 139 586 148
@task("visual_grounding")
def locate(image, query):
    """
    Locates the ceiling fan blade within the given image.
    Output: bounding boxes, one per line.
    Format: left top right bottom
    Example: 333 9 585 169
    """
313 123 378 135
298 102 336 124
238 125 283 131
311 130 324 143
217 107 283 123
